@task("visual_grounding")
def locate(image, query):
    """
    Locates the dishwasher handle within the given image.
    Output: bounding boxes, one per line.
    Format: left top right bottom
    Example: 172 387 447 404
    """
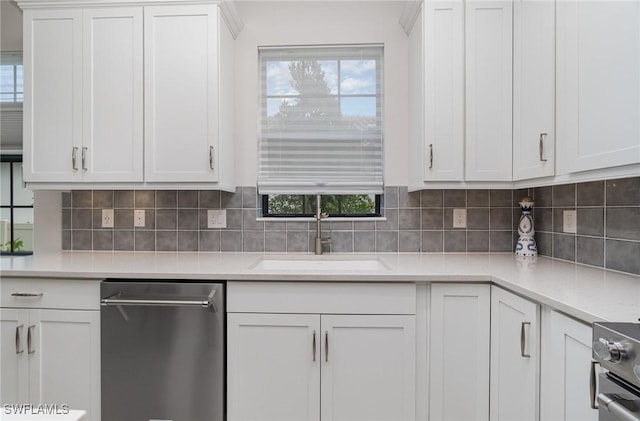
101 289 218 312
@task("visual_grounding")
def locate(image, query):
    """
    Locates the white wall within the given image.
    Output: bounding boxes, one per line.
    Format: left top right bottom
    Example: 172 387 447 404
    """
1 0 23 52
233 1 409 186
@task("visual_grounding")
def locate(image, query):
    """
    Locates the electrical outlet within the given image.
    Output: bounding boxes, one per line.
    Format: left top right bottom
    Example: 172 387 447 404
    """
453 208 467 228
102 209 114 228
134 210 146 227
207 209 227 229
563 210 577 233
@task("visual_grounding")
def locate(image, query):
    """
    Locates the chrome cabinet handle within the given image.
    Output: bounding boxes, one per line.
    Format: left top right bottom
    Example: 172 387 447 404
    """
539 133 548 162
520 322 531 358
209 146 214 170
590 361 600 409
72 147 78 171
312 330 316 362
325 331 329 362
16 325 24 354
597 394 640 421
27 325 35 354
11 292 44 298
428 144 433 169
81 147 88 171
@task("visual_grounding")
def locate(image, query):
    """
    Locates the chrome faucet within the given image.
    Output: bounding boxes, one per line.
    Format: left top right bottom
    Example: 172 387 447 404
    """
314 195 332 255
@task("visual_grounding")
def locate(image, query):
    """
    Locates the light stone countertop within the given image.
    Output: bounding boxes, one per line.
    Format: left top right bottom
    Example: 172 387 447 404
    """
1 252 639 324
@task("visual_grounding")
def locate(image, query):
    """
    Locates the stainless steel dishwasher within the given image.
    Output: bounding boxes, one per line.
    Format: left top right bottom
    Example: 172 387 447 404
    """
100 280 225 421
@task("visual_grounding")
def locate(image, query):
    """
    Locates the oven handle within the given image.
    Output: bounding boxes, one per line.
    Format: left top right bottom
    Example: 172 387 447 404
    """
597 393 640 421
591 360 600 409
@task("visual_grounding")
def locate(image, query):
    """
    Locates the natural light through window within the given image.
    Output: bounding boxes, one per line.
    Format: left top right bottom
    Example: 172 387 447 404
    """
258 45 384 217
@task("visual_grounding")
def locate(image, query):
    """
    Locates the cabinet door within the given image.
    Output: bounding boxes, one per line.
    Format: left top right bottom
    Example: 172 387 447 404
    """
557 1 640 174
82 7 143 182
465 1 513 181
28 310 100 420
227 313 320 421
540 309 598 421
0 309 29 404
144 4 220 182
423 1 464 182
490 286 539 421
430 284 490 421
23 9 82 183
512 0 555 180
320 315 415 421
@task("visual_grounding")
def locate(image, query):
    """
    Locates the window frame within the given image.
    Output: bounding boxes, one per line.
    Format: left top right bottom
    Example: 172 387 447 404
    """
261 194 382 218
0 155 34 255
258 44 384 197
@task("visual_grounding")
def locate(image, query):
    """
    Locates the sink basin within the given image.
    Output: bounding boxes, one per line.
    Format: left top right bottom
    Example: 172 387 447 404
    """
250 257 389 272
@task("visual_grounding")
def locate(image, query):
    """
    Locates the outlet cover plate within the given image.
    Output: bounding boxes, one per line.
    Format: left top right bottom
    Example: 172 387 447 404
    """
102 209 114 228
208 209 227 229
453 208 467 228
563 210 577 233
134 210 146 227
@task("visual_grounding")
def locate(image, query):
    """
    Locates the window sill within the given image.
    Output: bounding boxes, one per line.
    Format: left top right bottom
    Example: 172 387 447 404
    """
257 216 386 222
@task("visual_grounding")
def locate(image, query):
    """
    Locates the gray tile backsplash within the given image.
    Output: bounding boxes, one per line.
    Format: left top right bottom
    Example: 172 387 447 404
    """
61 187 519 255
60 177 640 276
533 176 640 275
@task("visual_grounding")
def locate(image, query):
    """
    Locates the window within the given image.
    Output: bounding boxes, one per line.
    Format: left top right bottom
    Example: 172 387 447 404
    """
1 52 24 154
258 45 383 217
0 156 34 255
263 194 381 218
0 52 23 103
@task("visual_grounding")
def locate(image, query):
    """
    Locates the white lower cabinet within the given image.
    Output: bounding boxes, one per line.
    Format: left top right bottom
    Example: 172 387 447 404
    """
490 286 540 421
429 283 490 421
0 278 101 420
227 313 320 421
228 313 415 421
540 309 598 421
227 282 416 421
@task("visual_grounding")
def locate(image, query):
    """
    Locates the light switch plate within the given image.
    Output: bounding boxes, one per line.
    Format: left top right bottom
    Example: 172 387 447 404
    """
453 208 467 228
134 210 146 227
208 209 227 229
563 210 577 233
102 209 114 228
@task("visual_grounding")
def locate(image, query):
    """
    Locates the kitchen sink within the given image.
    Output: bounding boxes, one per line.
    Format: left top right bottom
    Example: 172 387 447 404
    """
250 257 389 271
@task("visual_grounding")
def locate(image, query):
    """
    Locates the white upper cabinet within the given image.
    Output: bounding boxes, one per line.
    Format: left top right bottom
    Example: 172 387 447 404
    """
408 1 465 187
82 7 144 183
144 4 227 184
23 9 82 183
23 7 143 183
20 0 238 190
465 0 513 181
512 0 555 181
556 0 640 174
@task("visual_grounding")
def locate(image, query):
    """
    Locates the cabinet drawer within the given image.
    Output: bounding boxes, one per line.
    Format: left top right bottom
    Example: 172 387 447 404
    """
1 278 100 310
227 282 416 315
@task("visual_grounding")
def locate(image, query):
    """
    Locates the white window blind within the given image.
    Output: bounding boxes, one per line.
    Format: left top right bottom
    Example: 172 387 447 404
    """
0 52 24 153
258 45 384 195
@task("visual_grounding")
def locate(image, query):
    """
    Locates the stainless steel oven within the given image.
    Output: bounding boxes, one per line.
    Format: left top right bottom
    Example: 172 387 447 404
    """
101 280 225 421
592 322 640 421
